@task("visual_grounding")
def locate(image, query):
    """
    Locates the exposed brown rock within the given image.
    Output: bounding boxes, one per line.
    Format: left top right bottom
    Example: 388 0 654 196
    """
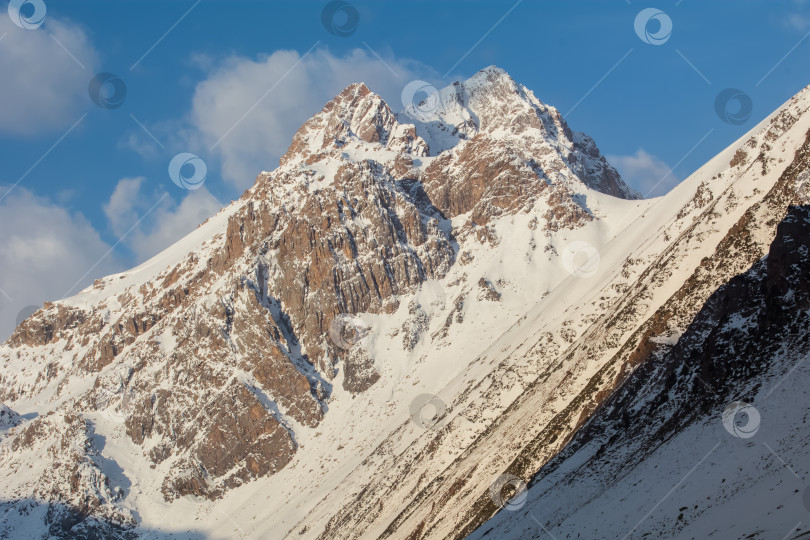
341 347 380 394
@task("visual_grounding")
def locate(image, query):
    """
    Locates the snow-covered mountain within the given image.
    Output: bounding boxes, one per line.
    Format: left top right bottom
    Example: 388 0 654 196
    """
469 204 810 540
0 66 808 539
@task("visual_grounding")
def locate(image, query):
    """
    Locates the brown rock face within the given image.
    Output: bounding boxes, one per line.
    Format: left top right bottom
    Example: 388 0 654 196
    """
341 347 380 394
160 382 297 500
412 66 638 201
422 137 545 225
247 159 456 375
8 303 85 348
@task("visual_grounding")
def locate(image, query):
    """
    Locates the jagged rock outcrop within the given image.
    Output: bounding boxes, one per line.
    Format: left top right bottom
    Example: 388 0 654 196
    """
0 411 135 538
410 66 637 200
281 82 428 166
0 403 20 437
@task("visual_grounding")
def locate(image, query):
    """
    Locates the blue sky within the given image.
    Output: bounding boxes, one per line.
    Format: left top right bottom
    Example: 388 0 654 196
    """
1 0 809 337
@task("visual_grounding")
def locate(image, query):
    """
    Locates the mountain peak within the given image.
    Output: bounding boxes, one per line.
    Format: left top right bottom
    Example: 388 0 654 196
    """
460 64 517 91
475 64 508 75
279 80 424 166
275 68 636 200
333 81 373 103
397 69 638 199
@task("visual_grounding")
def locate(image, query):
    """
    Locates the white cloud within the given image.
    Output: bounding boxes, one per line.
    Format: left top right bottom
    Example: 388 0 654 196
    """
103 178 221 262
607 149 679 198
0 188 121 341
104 177 145 237
181 48 437 189
786 13 810 31
0 16 99 136
118 131 164 161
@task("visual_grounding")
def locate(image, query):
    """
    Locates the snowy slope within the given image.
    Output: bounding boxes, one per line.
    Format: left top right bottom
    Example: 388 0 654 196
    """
469 205 810 540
